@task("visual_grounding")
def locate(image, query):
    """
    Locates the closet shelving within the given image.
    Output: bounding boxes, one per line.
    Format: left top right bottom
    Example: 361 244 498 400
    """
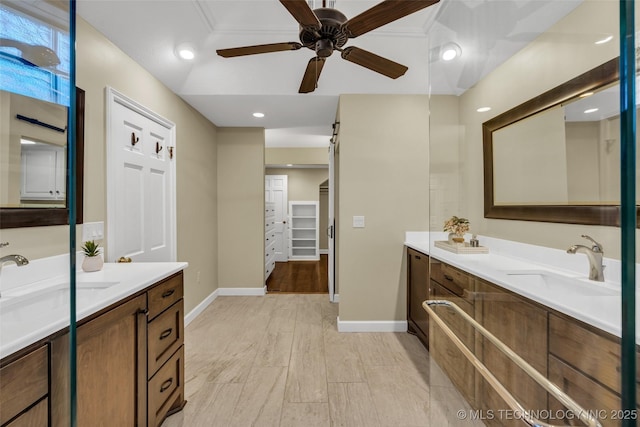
288 201 319 260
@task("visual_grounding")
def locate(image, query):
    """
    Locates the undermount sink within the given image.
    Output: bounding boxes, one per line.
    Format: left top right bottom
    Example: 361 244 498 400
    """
500 269 618 297
0 281 120 315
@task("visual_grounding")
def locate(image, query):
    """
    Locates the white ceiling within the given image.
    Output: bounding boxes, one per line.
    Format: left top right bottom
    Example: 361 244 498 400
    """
77 0 581 148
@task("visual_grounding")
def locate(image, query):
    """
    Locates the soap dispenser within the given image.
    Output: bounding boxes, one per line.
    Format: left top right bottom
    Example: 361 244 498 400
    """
470 234 479 247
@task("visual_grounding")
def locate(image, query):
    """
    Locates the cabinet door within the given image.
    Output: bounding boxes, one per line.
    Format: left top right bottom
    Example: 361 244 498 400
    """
51 294 147 427
20 147 59 200
407 248 429 347
476 280 548 427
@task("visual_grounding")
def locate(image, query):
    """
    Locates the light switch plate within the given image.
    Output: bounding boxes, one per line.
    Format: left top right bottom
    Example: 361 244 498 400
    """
353 216 365 228
82 221 104 242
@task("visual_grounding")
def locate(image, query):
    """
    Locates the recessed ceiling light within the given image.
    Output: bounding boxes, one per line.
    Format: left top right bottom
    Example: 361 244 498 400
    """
286 164 293 167
253 112 265 118
584 108 599 114
579 91 594 98
476 107 491 113
595 35 613 45
175 43 195 60
441 42 461 61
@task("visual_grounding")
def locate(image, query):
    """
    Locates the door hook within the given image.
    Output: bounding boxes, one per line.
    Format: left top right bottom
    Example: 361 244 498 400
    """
168 146 174 159
156 141 163 154
131 132 139 146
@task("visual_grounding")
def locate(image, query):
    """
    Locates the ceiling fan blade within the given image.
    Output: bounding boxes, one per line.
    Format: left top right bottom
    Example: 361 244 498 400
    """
217 42 302 58
299 57 325 93
280 0 321 31
344 0 440 38
341 46 407 79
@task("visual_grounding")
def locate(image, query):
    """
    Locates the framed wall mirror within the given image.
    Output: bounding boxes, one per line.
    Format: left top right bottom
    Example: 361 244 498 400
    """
0 87 84 229
482 57 639 227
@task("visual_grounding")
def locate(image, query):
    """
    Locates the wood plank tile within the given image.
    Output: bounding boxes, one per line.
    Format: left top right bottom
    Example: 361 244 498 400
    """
254 332 294 367
230 366 287 427
280 403 331 427
324 328 366 383
364 365 430 425
328 382 381 427
162 382 243 427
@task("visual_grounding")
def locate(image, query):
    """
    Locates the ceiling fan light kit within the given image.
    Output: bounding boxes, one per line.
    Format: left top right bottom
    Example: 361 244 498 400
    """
216 0 440 93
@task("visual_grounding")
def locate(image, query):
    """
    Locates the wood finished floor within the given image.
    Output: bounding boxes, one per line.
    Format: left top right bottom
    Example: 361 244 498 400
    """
162 294 483 427
266 255 328 293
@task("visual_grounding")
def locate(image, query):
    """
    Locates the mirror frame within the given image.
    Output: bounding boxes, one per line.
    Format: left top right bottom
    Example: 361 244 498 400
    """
0 87 84 229
482 57 638 227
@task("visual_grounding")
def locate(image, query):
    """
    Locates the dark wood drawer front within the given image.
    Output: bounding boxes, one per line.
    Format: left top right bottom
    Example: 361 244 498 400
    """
6 397 48 427
431 260 473 298
430 280 474 347
0 345 48 426
149 347 184 427
148 272 184 320
549 355 621 427
549 313 640 395
148 300 184 378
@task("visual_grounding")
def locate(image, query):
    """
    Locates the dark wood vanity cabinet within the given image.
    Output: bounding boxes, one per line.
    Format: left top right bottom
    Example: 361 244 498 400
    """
407 247 430 348
476 280 548 427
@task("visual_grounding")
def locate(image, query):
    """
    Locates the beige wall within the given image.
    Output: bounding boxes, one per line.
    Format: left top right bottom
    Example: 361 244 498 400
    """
338 94 429 322
265 147 328 165
458 0 634 259
0 17 220 314
217 128 265 288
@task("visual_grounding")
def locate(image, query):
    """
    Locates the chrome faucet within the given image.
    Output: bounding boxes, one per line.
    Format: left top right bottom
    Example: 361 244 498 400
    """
567 235 604 282
0 253 30 297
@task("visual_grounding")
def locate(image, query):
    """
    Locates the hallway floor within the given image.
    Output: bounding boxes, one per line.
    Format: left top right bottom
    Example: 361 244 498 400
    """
266 255 328 293
162 294 481 427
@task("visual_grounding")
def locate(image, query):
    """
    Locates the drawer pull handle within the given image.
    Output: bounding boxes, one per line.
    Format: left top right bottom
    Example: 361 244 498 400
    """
415 255 421 260
160 378 173 392
159 328 173 340
444 274 454 281
161 289 175 298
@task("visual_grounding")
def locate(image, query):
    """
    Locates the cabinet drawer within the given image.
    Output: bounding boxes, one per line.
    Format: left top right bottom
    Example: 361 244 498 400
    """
0 345 48 426
5 397 48 427
549 355 621 427
430 260 473 299
149 347 184 427
549 313 640 394
148 273 184 320
148 300 184 378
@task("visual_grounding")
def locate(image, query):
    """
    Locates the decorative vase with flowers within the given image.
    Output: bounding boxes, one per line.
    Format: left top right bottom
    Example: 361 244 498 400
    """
81 240 104 272
444 216 470 244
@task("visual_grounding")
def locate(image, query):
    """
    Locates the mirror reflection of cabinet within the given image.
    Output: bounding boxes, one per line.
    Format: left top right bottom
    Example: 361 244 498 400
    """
20 142 66 203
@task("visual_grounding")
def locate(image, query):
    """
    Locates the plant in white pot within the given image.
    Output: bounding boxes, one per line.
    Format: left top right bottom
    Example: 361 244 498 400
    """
81 240 104 272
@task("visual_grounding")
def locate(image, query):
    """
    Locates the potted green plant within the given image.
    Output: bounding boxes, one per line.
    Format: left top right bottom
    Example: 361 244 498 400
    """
444 216 470 244
81 240 104 272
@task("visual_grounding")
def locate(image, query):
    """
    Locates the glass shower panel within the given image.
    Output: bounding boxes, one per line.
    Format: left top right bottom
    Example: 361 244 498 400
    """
426 1 635 425
0 0 77 426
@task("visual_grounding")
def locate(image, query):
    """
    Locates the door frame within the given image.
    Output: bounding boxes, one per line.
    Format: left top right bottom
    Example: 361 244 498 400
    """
328 143 336 302
105 87 177 262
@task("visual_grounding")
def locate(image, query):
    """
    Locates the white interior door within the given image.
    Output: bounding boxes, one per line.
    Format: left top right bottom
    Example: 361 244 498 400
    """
106 87 176 262
265 174 288 262
328 143 336 302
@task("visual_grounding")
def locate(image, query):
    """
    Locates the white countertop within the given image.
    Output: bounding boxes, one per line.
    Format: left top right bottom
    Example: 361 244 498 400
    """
0 259 187 360
405 232 638 344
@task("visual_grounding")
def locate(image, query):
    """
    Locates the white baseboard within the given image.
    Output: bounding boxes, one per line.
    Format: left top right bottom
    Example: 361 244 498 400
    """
319 249 329 255
331 294 339 303
184 288 218 327
337 317 408 333
217 285 266 296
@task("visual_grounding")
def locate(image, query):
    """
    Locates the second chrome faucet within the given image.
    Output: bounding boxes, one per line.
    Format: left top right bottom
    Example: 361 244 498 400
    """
567 234 605 282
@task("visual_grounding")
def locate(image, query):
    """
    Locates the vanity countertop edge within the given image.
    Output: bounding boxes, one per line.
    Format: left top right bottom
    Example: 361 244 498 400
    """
0 261 188 361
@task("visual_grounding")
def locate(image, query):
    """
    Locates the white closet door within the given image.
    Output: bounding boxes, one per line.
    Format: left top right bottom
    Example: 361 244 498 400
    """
107 88 176 262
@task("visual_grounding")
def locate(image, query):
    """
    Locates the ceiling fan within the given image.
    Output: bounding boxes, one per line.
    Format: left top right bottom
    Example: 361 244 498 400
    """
216 0 440 93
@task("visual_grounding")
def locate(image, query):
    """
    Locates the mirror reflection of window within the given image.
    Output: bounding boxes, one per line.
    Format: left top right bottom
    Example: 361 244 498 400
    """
0 3 70 106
